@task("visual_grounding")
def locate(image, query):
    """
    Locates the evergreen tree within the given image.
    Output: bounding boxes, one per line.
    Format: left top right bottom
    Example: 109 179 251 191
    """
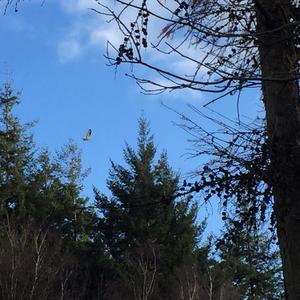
94 117 200 296
0 82 101 299
0 82 93 234
0 82 35 218
217 219 284 300
28 142 95 240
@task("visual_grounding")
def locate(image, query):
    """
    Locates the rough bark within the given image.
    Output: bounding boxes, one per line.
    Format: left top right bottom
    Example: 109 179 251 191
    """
256 1 300 299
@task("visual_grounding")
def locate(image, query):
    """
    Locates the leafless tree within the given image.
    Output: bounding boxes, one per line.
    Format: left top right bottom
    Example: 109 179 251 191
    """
0 0 45 13
0 217 75 300
124 243 158 300
176 264 202 300
172 261 241 300
95 0 300 297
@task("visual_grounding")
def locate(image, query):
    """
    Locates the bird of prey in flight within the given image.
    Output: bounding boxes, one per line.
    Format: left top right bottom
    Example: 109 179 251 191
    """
83 129 92 141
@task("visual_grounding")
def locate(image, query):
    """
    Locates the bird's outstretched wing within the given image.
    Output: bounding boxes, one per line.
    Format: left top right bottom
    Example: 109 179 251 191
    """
83 129 92 141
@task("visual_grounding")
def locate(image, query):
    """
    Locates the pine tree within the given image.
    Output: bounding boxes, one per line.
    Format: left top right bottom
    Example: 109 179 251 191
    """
94 116 200 297
0 82 35 219
28 142 94 241
218 219 284 300
0 82 93 236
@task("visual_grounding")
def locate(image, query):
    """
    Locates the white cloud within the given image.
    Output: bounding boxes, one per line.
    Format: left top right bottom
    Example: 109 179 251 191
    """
59 0 98 13
56 0 118 62
55 0 204 101
89 25 123 47
57 39 81 63
141 76 203 103
56 13 123 62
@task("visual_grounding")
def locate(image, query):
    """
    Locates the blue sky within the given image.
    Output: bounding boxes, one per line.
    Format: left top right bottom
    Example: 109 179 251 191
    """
0 0 262 235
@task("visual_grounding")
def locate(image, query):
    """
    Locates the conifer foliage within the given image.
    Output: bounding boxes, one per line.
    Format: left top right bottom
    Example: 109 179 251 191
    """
94 117 200 298
0 82 284 299
0 83 96 299
219 220 284 300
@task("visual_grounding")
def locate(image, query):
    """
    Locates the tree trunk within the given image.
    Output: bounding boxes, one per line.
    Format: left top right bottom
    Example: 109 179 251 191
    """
255 1 300 299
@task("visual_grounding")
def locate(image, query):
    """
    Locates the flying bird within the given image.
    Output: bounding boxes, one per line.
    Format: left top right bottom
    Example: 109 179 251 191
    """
83 129 92 141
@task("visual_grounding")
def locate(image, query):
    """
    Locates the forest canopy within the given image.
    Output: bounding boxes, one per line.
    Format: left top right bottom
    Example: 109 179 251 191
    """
0 82 284 299
1 0 298 297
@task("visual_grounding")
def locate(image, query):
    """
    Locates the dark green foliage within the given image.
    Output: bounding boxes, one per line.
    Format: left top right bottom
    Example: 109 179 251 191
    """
0 82 100 299
217 218 284 300
0 83 94 236
0 83 35 218
94 116 200 297
175 110 284 299
0 82 283 299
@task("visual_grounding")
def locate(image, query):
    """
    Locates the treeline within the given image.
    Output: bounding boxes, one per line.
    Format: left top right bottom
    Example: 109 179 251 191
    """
0 82 283 299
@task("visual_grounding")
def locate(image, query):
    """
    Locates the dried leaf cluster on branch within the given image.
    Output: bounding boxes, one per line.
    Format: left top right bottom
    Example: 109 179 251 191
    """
170 106 276 248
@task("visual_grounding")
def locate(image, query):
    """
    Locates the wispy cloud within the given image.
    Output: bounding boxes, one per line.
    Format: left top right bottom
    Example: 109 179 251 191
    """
57 39 81 63
59 0 98 14
56 0 124 63
56 0 203 101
